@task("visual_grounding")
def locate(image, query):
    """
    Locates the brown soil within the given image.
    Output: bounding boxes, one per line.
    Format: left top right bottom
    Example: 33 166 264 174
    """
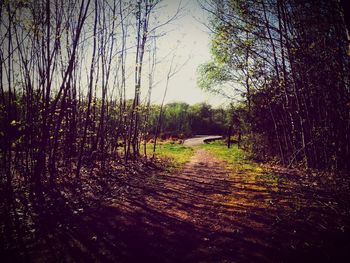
5 150 350 262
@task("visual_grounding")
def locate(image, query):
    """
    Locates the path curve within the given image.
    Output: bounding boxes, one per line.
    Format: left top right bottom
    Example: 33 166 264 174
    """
183 135 222 147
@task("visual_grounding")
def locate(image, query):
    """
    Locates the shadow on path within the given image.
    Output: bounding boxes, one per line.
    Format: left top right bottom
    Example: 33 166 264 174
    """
9 150 350 262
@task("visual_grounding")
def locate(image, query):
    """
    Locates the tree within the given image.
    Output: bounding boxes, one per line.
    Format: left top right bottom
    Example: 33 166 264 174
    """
200 0 350 169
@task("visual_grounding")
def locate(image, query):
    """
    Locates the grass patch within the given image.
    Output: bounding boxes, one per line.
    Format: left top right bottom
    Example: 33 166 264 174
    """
146 141 194 167
199 140 257 171
199 140 279 184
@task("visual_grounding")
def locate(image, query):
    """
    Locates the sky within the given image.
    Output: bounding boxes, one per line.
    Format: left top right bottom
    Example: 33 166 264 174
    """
137 0 226 107
3 0 228 107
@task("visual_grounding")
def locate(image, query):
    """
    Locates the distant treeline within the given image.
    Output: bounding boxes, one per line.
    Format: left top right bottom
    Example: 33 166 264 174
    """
148 102 228 138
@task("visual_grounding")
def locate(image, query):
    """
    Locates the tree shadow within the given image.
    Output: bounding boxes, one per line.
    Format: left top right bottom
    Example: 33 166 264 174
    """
2 159 350 262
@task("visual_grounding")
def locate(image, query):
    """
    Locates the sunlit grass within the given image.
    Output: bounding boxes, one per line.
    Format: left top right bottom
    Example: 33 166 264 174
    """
199 140 278 183
146 141 194 167
199 140 280 208
199 140 256 171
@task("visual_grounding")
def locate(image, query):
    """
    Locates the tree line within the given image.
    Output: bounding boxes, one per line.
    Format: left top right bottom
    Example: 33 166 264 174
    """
0 0 200 252
149 102 229 138
0 0 185 200
199 0 350 170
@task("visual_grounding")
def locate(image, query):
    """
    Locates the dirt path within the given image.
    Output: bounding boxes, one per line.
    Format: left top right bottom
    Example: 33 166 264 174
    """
183 135 222 146
34 149 350 262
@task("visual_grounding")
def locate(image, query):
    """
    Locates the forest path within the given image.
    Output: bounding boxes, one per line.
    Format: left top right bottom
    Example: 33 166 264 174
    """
47 149 350 263
183 135 222 146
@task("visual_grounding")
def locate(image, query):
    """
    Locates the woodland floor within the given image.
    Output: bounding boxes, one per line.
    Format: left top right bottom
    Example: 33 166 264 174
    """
2 148 350 262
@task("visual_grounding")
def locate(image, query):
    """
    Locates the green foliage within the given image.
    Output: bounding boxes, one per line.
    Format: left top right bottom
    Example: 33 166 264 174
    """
199 0 350 170
151 102 229 137
197 62 231 94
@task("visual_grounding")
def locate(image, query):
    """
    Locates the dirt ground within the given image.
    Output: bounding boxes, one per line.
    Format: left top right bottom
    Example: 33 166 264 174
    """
4 149 350 262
